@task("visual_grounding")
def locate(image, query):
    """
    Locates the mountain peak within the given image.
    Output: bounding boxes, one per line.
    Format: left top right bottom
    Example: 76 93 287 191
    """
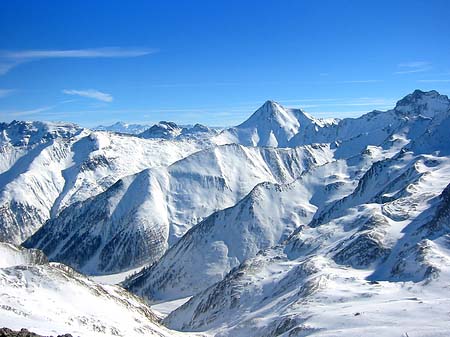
239 100 303 128
394 89 450 117
139 121 182 139
398 89 441 103
262 99 278 109
258 100 283 116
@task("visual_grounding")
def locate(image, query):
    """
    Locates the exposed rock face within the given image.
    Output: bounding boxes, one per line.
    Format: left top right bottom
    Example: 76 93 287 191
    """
0 328 72 337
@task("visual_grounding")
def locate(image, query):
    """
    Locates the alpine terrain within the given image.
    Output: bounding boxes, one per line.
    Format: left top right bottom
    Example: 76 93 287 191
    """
1 89 450 336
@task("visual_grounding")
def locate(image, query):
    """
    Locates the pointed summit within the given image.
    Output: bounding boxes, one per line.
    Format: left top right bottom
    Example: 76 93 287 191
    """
258 100 280 117
239 100 303 128
258 100 281 116
215 100 337 147
229 100 304 147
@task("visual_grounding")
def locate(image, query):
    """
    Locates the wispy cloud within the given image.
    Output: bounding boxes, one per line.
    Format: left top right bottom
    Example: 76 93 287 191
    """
0 62 23 75
62 89 113 102
395 61 431 74
0 89 14 98
0 47 155 59
417 79 450 83
6 106 54 117
0 47 157 75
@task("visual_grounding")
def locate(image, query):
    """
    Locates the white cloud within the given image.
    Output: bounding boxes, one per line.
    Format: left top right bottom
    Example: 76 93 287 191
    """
62 89 113 102
0 47 157 75
395 61 431 74
0 47 155 59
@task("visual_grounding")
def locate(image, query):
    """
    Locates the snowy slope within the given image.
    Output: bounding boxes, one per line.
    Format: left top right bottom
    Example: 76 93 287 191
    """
164 153 450 336
0 244 198 337
123 148 378 301
123 90 450 303
162 104 450 336
166 249 450 337
25 143 333 275
0 124 203 244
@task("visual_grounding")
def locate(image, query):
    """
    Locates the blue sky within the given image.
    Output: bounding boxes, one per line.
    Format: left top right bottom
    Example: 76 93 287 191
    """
0 0 449 127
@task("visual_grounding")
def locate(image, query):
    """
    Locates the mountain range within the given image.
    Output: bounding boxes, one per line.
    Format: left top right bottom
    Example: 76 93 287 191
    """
1 89 450 336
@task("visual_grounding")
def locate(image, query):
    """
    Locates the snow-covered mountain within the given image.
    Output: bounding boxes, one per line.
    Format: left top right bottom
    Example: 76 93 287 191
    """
123 149 375 301
214 100 338 147
216 90 449 157
0 122 204 244
147 91 450 336
3 91 445 246
0 120 83 147
25 143 333 275
139 121 183 139
162 136 450 336
0 243 197 337
123 90 450 303
3 89 450 336
94 121 152 134
95 120 220 141
139 121 220 143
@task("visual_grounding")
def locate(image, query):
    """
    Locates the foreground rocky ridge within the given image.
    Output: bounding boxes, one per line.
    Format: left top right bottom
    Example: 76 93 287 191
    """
0 243 198 337
0 328 72 337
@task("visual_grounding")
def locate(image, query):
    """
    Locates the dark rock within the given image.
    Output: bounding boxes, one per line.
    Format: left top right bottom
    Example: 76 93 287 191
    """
0 328 73 337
